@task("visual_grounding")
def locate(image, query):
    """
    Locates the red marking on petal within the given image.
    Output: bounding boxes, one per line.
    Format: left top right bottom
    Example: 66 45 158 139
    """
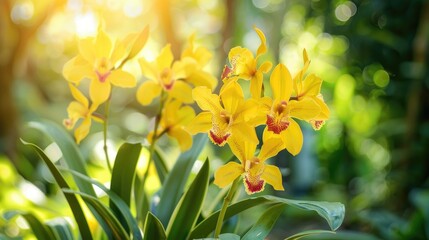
163 81 174 90
311 120 324 130
209 130 230 146
244 175 265 194
266 114 289 134
63 119 73 129
96 71 111 83
221 65 232 80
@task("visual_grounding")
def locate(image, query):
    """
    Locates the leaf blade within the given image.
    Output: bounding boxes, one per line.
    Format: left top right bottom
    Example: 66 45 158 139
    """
28 120 96 196
166 159 210 240
144 212 167 240
242 203 286 240
190 196 345 239
21 139 93 240
63 189 130 240
155 133 207 226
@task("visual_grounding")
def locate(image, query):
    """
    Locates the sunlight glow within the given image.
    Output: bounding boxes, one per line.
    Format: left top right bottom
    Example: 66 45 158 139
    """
10 1 34 24
335 1 357 22
19 181 46 205
74 12 98 37
123 0 144 18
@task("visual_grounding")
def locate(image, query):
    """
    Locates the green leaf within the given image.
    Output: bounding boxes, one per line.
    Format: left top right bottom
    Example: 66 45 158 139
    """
285 230 336 240
21 140 93 240
156 134 207 226
299 230 382 240
110 142 142 233
242 203 286 240
263 196 345 231
166 159 210 240
63 189 130 240
219 233 241 240
28 120 96 196
111 143 142 207
190 196 344 239
62 168 143 240
410 189 429 238
46 218 75 240
200 233 241 240
153 146 169 183
144 212 167 240
4 211 57 240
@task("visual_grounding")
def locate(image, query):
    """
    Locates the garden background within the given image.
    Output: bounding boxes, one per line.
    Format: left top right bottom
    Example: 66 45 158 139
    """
0 0 428 239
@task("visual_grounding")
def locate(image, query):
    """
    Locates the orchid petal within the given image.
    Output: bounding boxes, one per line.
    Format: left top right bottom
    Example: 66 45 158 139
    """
109 69 136 88
214 162 243 188
136 81 162 105
270 64 293 101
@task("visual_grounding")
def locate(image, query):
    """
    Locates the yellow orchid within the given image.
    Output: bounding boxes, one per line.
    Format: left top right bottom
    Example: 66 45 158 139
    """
186 82 259 146
293 49 330 130
223 26 272 98
214 136 284 194
179 34 217 90
63 30 138 105
261 64 321 155
147 100 195 151
63 84 102 144
136 44 193 105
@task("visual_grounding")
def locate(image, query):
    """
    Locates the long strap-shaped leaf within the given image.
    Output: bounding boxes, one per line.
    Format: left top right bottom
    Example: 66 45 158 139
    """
28 120 117 237
153 146 169 183
144 212 167 240
46 218 75 240
166 159 210 240
21 140 93 240
62 168 143 240
4 211 58 240
110 143 142 207
155 134 207 226
63 189 130 240
189 195 345 239
110 142 142 234
28 120 96 196
242 203 286 240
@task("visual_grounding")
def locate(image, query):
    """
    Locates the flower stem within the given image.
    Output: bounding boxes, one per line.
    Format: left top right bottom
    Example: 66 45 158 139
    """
214 177 241 238
103 99 112 173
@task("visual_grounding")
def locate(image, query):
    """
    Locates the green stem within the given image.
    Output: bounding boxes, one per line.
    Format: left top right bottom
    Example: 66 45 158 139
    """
214 177 241 238
103 99 112 173
136 92 166 222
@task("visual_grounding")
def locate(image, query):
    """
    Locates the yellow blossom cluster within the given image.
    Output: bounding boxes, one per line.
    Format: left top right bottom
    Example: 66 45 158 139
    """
187 27 330 194
62 26 329 195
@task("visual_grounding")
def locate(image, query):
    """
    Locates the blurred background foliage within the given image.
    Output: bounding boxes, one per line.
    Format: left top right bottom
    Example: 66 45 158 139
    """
0 0 428 239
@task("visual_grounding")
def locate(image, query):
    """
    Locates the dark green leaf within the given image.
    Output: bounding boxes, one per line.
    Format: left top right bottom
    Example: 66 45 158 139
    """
4 211 57 240
156 134 207 226
410 189 429 238
190 196 345 239
242 203 286 240
63 189 130 240
28 120 96 196
199 233 241 240
153 146 169 183
62 168 143 240
263 196 345 231
21 140 93 240
144 212 167 240
300 230 382 240
46 218 74 240
166 159 210 240
110 142 141 233
285 230 336 240
220 233 241 240
111 142 142 207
